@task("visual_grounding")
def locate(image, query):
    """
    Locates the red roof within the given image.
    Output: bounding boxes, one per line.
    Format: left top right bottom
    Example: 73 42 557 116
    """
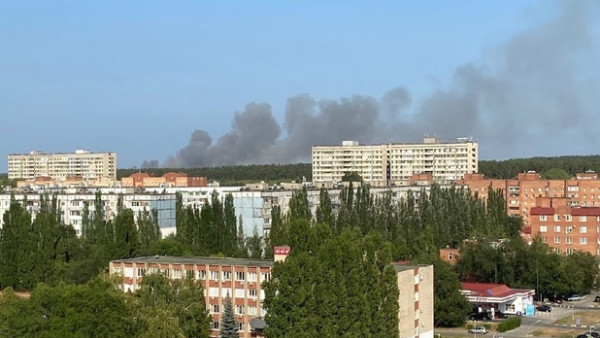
461 282 532 298
572 208 600 216
530 207 554 215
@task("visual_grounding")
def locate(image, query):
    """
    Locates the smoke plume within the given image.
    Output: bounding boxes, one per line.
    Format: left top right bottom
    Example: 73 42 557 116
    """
146 0 600 168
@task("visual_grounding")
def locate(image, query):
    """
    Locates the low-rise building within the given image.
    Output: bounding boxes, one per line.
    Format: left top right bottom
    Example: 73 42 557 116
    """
461 282 535 316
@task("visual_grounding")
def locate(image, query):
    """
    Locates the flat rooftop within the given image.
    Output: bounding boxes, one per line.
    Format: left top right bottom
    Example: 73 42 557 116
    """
112 255 274 267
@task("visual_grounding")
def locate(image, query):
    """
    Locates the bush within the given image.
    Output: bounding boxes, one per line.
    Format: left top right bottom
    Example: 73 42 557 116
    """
497 317 521 332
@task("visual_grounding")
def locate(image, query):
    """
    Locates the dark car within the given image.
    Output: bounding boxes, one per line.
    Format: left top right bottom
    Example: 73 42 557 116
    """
594 295 600 302
577 333 600 338
468 312 492 320
495 311 508 319
536 305 552 312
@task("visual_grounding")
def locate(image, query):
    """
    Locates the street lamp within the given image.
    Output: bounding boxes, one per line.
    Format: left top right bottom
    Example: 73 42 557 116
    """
526 319 542 337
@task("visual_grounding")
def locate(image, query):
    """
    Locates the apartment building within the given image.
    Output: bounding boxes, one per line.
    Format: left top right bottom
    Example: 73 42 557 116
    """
528 197 600 255
0 189 176 237
111 253 434 338
8 149 117 181
459 170 600 226
312 137 478 187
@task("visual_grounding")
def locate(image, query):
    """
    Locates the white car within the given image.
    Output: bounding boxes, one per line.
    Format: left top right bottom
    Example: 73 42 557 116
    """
468 326 488 334
567 294 583 301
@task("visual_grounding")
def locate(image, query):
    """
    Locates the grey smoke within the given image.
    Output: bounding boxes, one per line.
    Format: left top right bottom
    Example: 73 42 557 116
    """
147 0 600 168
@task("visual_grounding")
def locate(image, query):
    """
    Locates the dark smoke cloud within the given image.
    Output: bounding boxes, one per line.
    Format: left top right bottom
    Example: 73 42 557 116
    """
146 0 600 168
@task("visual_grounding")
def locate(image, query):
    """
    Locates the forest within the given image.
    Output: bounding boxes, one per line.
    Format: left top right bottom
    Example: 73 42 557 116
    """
0 180 599 336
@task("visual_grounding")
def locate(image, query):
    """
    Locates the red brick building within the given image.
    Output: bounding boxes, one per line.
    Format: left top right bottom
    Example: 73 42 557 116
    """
110 255 272 337
459 170 600 226
528 197 600 255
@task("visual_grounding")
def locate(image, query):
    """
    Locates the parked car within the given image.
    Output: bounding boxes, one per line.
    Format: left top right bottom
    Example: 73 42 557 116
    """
468 312 492 320
536 305 552 312
495 311 508 319
567 294 583 301
594 295 600 302
577 333 600 338
468 326 488 334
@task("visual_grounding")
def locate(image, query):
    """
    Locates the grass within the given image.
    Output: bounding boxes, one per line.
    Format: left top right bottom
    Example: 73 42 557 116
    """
555 310 600 326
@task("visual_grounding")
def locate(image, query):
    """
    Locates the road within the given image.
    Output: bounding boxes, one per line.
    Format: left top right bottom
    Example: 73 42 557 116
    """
436 295 600 337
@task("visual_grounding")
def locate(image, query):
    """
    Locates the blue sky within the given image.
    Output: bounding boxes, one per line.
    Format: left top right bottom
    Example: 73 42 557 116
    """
1 1 599 170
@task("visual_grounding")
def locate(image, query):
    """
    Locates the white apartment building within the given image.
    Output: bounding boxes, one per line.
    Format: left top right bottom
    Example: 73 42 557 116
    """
8 149 117 181
312 137 478 186
0 189 175 237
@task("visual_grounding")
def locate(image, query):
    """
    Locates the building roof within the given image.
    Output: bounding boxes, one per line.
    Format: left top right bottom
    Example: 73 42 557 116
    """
461 282 534 299
112 255 274 267
571 207 600 216
530 207 554 215
391 262 431 272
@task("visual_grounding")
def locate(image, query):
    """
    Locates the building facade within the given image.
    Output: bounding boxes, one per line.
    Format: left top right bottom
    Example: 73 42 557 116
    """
121 172 208 188
8 150 117 182
393 263 434 338
0 189 176 237
312 137 478 187
110 255 273 338
459 170 600 226
528 197 600 255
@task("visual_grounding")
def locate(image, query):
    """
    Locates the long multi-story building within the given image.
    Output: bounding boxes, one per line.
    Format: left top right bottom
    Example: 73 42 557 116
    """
459 170 600 226
8 149 117 182
110 250 434 338
312 137 478 187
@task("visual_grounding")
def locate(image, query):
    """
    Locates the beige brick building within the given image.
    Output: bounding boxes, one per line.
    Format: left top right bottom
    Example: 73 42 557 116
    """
8 149 116 181
312 137 478 187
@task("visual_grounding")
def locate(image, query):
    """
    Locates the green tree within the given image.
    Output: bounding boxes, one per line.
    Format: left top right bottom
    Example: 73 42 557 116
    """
219 296 239 338
541 168 572 179
433 260 471 327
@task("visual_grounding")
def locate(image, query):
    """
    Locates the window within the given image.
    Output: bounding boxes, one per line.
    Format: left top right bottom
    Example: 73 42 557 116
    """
566 215 572 221
540 225 547 233
414 292 419 301
566 248 575 255
540 215 547 221
137 268 146 277
222 271 231 280
236 305 244 315
185 270 194 279
161 269 169 277
541 236 547 243
211 321 219 330
112 267 123 275
248 305 257 315
172 269 181 279
235 288 245 298
261 272 271 282
249 289 257 298
260 290 265 300
580 237 588 244
554 215 560 221
566 226 573 234
580 226 588 234
248 272 257 282
212 304 219 313
566 237 573 244
237 322 244 331
579 215 588 222
554 237 561 244
235 271 245 281
199 270 206 279
209 287 219 298
554 225 561 233
210 271 219 280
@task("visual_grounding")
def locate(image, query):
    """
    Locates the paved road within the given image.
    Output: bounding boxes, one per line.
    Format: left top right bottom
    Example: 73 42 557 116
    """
436 297 600 337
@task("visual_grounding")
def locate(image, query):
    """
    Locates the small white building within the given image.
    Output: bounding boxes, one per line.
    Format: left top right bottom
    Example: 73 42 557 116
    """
461 282 535 315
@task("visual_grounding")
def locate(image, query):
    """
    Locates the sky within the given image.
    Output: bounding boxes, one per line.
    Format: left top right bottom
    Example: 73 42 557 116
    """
1 1 599 170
